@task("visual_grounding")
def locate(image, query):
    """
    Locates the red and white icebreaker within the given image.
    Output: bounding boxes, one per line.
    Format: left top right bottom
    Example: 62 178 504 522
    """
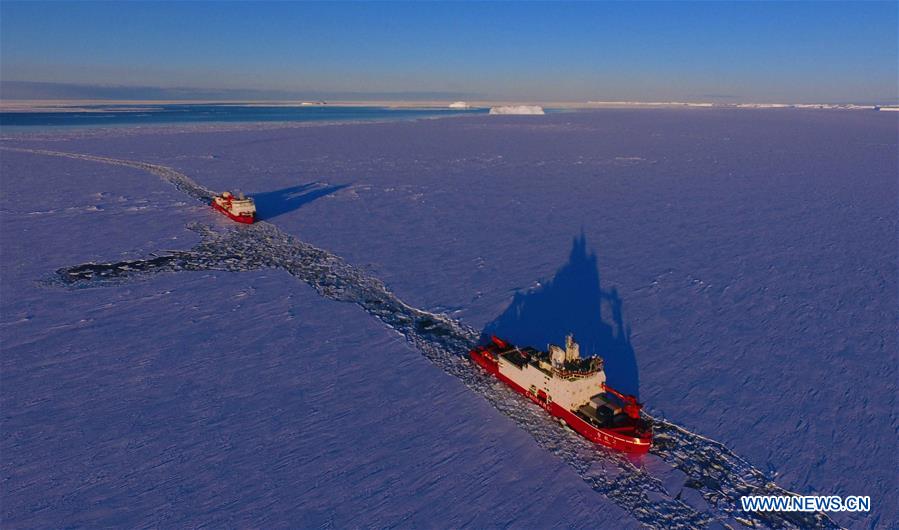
212 191 256 224
470 334 652 453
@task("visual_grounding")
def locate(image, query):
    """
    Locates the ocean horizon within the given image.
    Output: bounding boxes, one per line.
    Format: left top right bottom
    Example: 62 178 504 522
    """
0 103 487 130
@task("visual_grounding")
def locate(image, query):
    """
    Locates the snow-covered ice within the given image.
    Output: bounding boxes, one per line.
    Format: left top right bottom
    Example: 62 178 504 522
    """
2 108 895 528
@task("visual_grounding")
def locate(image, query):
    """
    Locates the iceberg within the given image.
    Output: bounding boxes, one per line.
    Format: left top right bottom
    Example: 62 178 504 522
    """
448 101 471 109
489 105 545 115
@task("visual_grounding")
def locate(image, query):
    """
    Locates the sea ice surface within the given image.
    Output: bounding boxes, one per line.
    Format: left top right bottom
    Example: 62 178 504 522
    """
2 108 895 529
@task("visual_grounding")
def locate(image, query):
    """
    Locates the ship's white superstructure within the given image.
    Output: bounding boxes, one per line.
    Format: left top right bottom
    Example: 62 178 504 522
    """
498 335 605 411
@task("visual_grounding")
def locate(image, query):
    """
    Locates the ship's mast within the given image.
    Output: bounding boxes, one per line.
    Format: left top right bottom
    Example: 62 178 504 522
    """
565 333 580 361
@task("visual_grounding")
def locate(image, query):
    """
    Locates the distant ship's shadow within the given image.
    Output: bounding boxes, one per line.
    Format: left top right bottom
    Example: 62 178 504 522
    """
251 183 347 220
481 234 640 396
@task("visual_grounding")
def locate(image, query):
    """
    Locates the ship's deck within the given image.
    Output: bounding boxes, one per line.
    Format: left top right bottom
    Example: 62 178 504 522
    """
500 347 539 368
576 403 614 428
575 400 651 435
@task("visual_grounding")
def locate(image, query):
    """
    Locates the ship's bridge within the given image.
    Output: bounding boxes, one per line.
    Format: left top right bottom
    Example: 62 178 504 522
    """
497 334 608 410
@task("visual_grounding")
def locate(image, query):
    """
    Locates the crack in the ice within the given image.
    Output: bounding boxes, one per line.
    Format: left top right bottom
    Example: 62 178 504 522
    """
7 146 839 530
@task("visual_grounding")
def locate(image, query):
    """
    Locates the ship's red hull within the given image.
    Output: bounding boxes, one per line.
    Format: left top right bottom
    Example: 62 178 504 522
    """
212 201 255 224
471 347 651 454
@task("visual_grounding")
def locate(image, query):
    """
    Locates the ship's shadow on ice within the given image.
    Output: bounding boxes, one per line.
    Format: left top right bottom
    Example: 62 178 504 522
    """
481 234 640 396
251 183 347 220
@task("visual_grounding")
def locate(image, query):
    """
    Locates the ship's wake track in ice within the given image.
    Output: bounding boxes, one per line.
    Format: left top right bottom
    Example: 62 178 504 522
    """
6 146 838 530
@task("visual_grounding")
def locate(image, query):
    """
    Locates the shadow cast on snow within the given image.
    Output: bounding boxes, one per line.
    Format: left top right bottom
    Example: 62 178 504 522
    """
481 233 640 396
251 183 347 220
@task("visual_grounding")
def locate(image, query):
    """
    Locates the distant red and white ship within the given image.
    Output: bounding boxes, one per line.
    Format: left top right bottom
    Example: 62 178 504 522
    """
470 334 652 453
212 191 256 224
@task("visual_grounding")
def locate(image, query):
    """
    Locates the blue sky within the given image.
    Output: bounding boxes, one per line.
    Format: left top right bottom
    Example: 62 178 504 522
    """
1 1 896 102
